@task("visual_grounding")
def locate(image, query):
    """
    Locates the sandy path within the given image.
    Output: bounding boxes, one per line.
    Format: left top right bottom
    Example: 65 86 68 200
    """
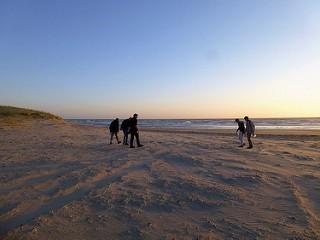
0 121 319 239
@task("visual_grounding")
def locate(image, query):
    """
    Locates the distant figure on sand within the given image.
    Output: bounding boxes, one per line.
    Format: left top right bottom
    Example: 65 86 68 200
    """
129 113 143 148
244 116 255 149
120 118 131 145
235 118 246 147
109 118 121 144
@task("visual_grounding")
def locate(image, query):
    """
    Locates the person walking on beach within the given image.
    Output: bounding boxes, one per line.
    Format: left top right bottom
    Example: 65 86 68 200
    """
129 113 143 148
109 118 121 144
244 116 255 149
120 118 131 145
235 118 246 147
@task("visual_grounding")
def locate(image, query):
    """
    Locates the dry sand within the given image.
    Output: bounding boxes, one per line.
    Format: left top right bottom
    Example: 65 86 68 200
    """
0 120 320 239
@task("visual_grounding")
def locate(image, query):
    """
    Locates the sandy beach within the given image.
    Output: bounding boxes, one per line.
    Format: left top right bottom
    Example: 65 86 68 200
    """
1 120 320 239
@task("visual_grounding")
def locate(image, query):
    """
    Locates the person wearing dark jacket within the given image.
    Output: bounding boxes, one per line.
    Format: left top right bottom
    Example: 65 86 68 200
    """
120 118 131 145
235 118 246 147
244 116 255 149
109 118 121 144
129 113 143 148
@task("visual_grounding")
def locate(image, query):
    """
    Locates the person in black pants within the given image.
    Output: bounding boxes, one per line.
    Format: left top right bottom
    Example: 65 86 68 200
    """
109 118 121 144
244 116 255 149
120 118 131 145
129 113 143 148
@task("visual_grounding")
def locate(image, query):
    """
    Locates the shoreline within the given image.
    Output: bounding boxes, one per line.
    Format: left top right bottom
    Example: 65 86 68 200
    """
66 118 320 132
141 127 320 136
140 128 320 142
65 121 320 137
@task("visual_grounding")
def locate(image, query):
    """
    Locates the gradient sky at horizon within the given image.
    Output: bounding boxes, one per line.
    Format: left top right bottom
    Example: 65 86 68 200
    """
1 0 320 118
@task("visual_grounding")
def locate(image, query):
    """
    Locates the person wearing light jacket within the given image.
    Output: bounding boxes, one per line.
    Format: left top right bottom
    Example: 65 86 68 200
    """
235 118 246 147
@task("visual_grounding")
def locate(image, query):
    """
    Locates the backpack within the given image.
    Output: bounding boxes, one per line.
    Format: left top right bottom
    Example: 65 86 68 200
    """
109 120 116 131
250 120 255 133
121 119 128 129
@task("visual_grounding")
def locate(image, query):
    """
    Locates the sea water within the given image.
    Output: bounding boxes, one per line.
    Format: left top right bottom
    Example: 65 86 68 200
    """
67 118 320 130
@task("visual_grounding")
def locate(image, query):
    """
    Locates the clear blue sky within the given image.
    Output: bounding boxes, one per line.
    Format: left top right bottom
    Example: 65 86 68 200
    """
1 0 319 118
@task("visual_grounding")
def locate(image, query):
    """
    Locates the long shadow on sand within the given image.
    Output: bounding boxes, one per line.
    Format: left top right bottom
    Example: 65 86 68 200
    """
0 169 127 236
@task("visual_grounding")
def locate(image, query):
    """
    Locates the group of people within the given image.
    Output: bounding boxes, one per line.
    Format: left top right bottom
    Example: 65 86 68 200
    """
108 113 143 148
235 116 255 149
109 114 255 149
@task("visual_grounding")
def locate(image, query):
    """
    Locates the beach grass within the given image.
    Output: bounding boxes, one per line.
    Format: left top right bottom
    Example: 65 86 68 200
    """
0 106 62 126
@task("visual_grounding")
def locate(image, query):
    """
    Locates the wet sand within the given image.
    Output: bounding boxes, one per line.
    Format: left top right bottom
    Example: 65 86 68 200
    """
0 120 320 239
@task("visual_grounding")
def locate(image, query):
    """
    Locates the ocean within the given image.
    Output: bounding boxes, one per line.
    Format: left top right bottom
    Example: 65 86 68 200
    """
67 118 320 130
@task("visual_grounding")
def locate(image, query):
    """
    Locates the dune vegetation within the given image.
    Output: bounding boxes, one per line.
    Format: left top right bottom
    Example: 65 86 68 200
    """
0 106 62 125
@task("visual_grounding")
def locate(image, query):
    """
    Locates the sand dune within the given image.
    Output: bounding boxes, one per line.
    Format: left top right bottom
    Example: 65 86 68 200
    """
0 120 320 239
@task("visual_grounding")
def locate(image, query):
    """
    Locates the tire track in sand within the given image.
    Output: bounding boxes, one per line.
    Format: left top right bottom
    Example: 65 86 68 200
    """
0 161 146 237
288 178 320 238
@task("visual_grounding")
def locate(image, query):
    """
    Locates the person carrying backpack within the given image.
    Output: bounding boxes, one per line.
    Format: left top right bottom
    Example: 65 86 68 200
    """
244 116 255 149
109 118 121 144
120 118 131 145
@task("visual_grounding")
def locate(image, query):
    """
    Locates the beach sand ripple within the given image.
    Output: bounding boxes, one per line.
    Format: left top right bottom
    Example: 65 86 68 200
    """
0 121 319 239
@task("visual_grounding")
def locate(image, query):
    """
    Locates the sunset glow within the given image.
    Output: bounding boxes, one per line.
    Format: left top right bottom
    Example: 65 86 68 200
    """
1 0 319 118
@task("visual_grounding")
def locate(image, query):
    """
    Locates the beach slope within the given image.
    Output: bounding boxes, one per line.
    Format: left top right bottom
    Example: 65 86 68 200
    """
0 116 320 239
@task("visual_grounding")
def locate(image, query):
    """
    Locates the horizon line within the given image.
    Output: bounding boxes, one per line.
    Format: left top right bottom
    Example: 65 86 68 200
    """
65 116 320 120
